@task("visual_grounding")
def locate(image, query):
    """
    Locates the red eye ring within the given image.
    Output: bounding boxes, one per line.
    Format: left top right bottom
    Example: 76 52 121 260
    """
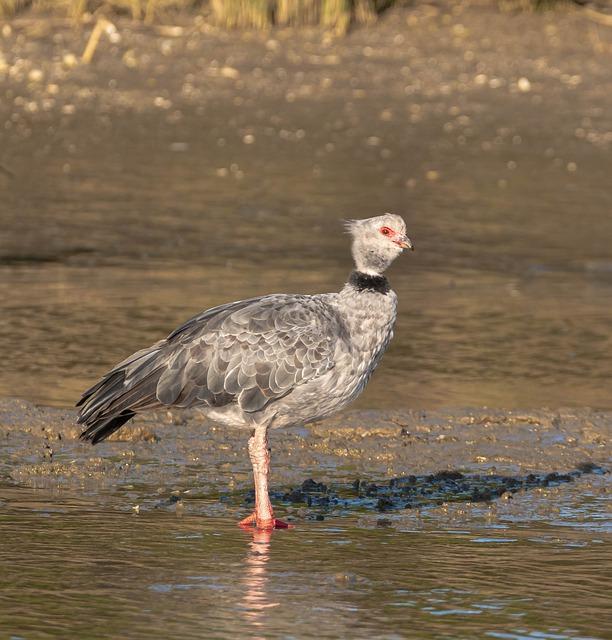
380 226 393 236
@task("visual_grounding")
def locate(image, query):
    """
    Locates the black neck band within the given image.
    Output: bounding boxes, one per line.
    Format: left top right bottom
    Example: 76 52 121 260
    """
348 271 390 294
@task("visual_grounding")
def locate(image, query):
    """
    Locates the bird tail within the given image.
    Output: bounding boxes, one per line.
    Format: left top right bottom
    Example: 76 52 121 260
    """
76 345 165 444
78 410 137 444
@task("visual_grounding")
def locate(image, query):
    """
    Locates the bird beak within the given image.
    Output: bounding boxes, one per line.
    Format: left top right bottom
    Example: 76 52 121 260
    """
396 235 414 251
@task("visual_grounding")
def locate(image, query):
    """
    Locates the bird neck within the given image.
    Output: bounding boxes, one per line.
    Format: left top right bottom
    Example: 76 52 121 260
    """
347 270 390 295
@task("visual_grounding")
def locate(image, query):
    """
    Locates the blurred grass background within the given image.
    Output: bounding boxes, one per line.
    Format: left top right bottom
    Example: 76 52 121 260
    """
0 0 577 31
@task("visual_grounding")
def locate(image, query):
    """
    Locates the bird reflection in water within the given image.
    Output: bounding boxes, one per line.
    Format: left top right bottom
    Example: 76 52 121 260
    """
240 528 280 635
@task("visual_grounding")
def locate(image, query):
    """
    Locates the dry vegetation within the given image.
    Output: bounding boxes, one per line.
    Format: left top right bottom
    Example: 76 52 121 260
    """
0 1 201 23
0 0 577 31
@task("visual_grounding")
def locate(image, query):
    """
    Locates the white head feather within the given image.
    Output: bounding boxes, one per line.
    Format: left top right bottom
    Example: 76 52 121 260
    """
345 213 411 275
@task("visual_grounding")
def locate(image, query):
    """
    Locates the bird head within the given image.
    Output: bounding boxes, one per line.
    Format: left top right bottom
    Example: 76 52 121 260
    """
345 213 413 275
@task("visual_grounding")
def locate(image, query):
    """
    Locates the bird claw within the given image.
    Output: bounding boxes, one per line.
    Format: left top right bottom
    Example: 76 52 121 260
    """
238 513 293 530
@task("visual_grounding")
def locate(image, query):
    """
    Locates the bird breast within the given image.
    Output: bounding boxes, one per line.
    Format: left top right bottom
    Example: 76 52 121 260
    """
330 287 398 403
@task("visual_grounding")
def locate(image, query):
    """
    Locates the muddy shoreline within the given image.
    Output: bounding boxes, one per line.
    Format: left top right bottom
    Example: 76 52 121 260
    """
1 398 608 526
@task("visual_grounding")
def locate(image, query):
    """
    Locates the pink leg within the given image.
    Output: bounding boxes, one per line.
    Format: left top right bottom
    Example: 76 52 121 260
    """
238 426 292 530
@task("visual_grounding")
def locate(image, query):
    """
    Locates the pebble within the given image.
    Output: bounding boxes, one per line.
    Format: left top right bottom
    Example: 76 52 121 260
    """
28 69 43 82
517 77 531 92
220 66 239 79
123 50 138 69
62 53 78 68
153 96 172 109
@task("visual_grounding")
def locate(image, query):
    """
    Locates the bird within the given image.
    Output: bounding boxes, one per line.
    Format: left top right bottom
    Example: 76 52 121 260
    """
76 213 413 529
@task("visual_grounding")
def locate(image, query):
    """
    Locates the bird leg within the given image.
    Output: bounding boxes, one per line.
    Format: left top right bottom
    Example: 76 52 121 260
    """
239 426 291 530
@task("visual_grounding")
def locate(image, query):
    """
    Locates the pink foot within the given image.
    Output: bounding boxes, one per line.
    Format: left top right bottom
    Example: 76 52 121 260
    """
238 512 293 530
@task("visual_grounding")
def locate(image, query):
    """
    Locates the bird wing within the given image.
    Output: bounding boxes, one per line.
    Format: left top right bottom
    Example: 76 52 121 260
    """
77 294 342 433
156 294 340 412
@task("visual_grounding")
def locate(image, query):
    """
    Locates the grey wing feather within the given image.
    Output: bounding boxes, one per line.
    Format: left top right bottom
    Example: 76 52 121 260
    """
77 295 342 439
156 295 339 412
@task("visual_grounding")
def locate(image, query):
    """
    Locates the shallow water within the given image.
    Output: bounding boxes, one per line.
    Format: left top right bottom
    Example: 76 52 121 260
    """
1 482 609 640
2 107 612 410
1 403 610 639
1 13 612 410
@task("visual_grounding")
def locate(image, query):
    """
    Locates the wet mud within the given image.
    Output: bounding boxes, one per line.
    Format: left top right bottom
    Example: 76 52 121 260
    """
1 399 608 526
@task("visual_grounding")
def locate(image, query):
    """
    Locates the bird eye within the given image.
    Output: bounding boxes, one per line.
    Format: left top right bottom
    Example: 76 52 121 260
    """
380 226 393 236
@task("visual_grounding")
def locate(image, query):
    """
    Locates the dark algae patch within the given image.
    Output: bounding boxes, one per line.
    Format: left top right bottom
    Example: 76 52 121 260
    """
264 466 605 519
